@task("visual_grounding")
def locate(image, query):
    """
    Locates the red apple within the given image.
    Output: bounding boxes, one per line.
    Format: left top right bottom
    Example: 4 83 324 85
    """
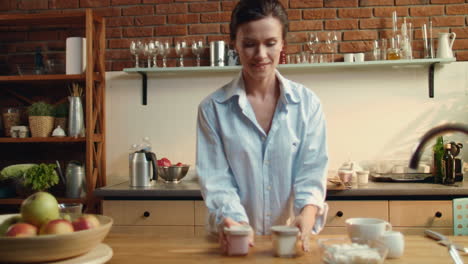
158 157 171 167
72 214 100 231
39 219 74 235
175 162 184 166
5 223 38 237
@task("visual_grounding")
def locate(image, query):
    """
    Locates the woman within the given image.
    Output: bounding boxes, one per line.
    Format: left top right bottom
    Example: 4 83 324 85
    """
196 0 328 252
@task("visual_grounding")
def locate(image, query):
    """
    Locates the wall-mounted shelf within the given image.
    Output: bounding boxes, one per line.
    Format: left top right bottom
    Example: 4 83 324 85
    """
124 58 456 105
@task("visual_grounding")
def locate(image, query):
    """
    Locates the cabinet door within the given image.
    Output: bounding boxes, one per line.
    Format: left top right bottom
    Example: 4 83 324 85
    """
325 201 389 227
195 201 208 226
102 200 194 226
389 201 452 227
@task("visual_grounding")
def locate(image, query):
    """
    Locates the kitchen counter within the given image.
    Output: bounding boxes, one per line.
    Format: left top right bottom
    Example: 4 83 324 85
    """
103 234 468 263
94 179 468 200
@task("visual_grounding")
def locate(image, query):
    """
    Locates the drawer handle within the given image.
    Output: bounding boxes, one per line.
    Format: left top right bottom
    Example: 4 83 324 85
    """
143 211 151 218
435 211 442 218
336 211 344 217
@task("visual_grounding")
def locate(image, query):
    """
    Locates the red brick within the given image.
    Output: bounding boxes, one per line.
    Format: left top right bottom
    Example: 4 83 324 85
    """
107 49 132 60
412 27 446 39
343 30 378 40
360 0 394 6
360 18 392 29
221 1 236 11
431 0 464 3
2 32 27 41
285 44 301 54
94 7 122 17
108 39 132 49
106 27 122 38
80 0 110 8
201 12 230 23
14 42 41 52
455 50 468 61
339 41 373 53
410 5 445 16
279 0 288 8
111 60 133 71
287 9 301 20
452 39 468 50
174 0 200 2
395 0 427 5
325 19 358 30
373 7 409 17
446 4 468 14
136 15 166 25
156 3 187 14
156 24 187 35
123 27 153 37
290 0 322 8
168 13 198 24
189 24 220 34
324 0 358 7
338 8 372 18
143 0 172 3
107 16 134 27
432 16 465 26
123 6 154 16
289 20 322 31
50 0 79 9
303 9 336 19
111 0 141 5
29 31 58 41
221 23 230 34
0 0 16 11
189 2 219 12
207 35 229 43
287 32 307 43
18 0 48 10
452 27 468 38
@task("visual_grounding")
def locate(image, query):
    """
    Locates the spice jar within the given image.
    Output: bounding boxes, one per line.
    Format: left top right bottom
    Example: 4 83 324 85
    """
223 225 252 256
2 108 21 137
271 225 299 258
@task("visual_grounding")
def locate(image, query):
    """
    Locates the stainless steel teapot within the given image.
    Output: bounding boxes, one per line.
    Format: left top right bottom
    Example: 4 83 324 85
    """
129 149 158 187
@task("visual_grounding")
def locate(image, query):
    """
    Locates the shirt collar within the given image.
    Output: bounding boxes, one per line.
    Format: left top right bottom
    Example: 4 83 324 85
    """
215 70 300 105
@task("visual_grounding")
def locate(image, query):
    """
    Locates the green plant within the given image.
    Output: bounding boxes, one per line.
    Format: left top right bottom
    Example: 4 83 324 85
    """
54 103 68 118
0 164 37 181
27 101 55 117
23 163 58 191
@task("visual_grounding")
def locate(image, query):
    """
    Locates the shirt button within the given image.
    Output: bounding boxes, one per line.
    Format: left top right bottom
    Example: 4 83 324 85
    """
261 136 266 141
267 186 272 190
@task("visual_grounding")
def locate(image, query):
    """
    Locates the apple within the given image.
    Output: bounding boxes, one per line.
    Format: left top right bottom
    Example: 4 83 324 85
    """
39 219 74 235
5 223 37 237
72 214 100 231
20 192 60 227
175 162 184 166
158 157 171 167
0 215 22 236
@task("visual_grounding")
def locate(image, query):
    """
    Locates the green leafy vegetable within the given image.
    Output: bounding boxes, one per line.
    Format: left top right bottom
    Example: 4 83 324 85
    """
23 163 59 191
0 164 37 181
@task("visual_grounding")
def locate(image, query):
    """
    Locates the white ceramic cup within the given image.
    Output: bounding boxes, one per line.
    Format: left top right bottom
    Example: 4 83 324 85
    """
346 218 392 244
377 231 405 259
357 171 369 185
344 53 354 63
355 52 365 62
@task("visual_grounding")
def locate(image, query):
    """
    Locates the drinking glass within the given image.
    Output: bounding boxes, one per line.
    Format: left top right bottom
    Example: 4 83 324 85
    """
158 41 170 68
326 31 338 63
130 40 144 68
143 43 152 68
372 40 380 61
175 41 188 67
191 40 204 67
306 32 319 63
151 41 160 67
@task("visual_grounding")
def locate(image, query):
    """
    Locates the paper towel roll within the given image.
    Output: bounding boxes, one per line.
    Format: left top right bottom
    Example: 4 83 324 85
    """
66 37 83 74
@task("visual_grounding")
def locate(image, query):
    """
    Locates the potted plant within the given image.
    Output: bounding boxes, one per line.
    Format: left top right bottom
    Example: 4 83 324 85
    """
54 103 68 133
15 163 59 197
28 101 55 137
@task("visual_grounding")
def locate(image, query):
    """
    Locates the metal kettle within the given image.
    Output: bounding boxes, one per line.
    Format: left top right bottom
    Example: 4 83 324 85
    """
129 149 158 187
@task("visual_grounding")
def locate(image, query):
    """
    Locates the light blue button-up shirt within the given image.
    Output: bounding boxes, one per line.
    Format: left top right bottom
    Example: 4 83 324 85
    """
196 70 329 235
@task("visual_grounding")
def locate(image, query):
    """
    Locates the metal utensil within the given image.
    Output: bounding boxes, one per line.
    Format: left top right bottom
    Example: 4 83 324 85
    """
425 229 468 253
55 160 66 184
449 244 465 264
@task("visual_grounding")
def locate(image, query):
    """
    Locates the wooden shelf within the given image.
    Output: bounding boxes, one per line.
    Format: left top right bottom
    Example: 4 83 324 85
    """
0 74 85 82
0 197 83 205
0 137 86 143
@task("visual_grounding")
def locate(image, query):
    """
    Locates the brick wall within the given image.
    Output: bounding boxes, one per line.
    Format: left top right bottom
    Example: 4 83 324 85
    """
0 0 467 72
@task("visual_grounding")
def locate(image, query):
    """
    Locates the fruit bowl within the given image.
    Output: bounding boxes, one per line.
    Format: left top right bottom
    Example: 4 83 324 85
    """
0 213 113 263
158 165 190 183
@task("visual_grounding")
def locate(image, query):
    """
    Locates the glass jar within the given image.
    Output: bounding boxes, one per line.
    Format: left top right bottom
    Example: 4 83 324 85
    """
1 108 21 137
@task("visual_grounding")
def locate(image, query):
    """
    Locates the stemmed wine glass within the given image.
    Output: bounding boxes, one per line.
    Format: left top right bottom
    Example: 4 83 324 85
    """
158 41 170 68
130 40 144 68
326 31 338 63
150 41 160 67
306 33 319 63
175 41 188 67
143 43 152 68
191 40 205 67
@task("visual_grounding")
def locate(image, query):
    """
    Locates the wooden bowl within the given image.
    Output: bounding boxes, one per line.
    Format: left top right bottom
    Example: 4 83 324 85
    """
0 213 113 263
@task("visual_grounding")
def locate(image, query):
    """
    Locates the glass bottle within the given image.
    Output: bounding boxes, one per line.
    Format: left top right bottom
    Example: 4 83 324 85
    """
432 136 444 184
442 143 455 185
387 37 401 60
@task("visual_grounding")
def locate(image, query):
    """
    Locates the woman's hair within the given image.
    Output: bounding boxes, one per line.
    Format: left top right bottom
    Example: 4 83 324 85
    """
229 0 289 41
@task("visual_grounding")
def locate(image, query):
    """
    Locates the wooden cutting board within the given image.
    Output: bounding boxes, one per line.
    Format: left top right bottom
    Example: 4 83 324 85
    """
45 244 113 264
327 178 348 190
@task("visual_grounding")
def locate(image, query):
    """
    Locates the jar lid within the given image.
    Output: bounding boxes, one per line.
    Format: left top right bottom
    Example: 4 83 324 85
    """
271 225 299 236
224 225 252 236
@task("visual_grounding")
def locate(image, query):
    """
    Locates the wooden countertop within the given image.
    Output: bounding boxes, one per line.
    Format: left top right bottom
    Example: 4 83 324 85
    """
103 234 468 263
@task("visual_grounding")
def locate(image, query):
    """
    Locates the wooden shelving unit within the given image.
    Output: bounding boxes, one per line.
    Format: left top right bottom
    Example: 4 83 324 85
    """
0 9 106 213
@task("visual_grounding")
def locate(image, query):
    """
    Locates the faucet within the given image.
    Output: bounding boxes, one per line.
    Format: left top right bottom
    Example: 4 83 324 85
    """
409 123 468 169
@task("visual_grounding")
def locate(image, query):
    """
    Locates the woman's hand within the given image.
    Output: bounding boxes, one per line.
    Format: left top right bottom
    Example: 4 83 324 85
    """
292 205 318 252
218 217 254 254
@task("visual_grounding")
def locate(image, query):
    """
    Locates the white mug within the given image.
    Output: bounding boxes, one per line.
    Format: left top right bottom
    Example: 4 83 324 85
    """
376 231 405 259
354 53 365 62
344 53 354 63
346 218 392 244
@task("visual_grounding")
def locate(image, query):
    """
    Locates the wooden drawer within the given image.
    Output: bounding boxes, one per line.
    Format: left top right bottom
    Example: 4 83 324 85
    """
389 201 452 227
195 201 208 226
102 200 194 226
110 226 195 237
326 201 389 226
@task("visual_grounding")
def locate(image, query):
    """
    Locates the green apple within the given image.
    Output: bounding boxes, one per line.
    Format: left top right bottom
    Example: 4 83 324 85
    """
0 215 22 236
20 192 60 227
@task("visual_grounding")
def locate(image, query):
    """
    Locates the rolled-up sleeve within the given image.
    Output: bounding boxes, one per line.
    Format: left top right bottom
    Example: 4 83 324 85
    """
293 99 329 234
196 101 249 233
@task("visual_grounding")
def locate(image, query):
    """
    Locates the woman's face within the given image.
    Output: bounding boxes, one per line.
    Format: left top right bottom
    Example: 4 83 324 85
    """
234 16 284 82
